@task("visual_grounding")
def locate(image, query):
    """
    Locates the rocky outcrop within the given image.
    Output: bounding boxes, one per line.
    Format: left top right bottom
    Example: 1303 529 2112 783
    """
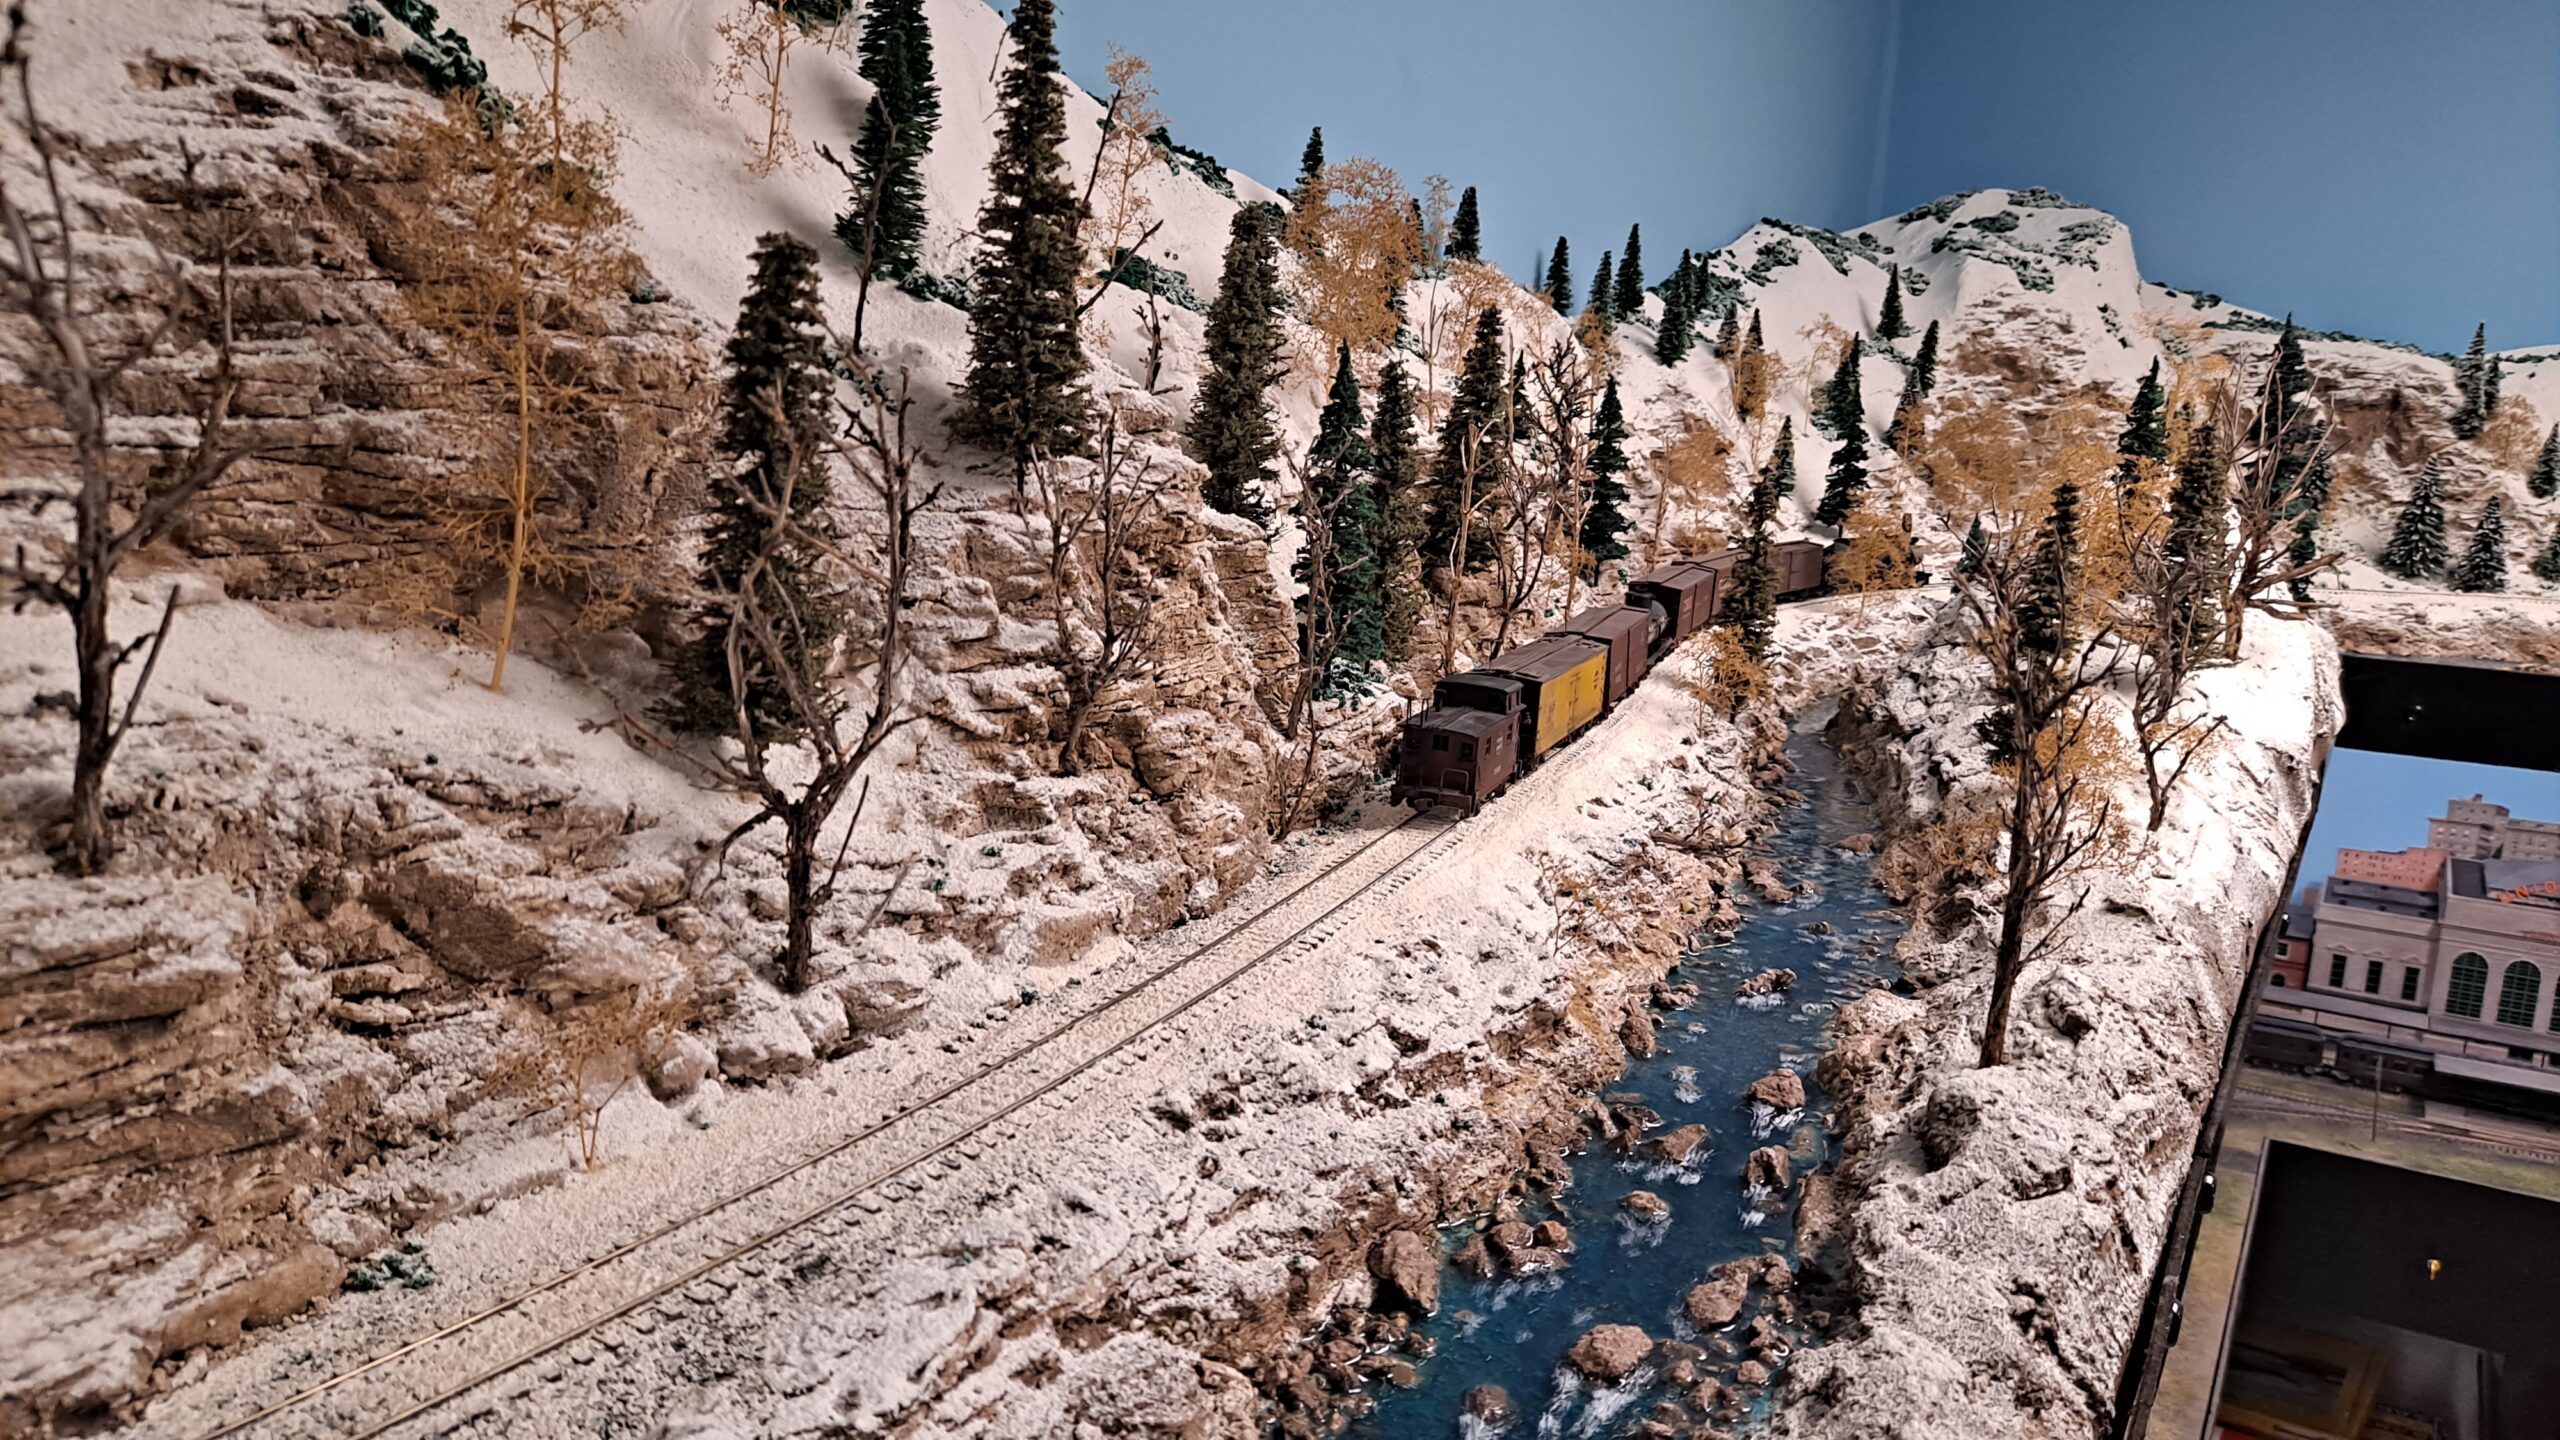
1566 1324 1653 1382
1772 618 2339 1439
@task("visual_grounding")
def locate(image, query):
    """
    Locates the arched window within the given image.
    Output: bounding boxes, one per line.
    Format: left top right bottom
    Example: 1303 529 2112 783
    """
2446 953 2488 1019
2496 961 2543 1029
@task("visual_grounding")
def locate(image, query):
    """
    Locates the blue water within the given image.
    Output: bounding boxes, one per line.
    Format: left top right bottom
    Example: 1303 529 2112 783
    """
1357 722 1906 1438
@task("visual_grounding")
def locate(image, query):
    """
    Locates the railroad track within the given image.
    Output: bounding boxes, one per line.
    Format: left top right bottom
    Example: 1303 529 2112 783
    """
2234 1084 2560 1164
174 810 1463 1440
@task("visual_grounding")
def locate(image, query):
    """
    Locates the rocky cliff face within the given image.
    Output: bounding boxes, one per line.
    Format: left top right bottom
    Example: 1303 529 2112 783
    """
1773 615 2339 1440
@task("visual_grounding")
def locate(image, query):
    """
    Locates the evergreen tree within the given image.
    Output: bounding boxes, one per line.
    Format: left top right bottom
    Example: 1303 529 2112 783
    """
1816 335 1864 439
2116 358 2169 484
2268 318 2312 433
1814 418 1869 529
1543 236 1573 313
2532 525 2560 585
1580 376 1632 570
1876 263 1908 340
1765 416 1798 498
1369 360 1427 655
2019 480 2081 656
952 0 1090 476
1585 250 1616 324
1956 515 1987 577
1885 366 1926 454
1185 204 1286 522
2164 421 2230 643
2286 454 2333 603
1301 344 1384 681
1721 435 1785 658
1746 308 1764 352
1613 223 1646 319
2482 356 2503 423
835 0 940 282
1423 308 1509 575
2450 496 2508 593
1711 306 1741 362
1908 319 1940 395
667 233 841 738
2451 323 2490 439
1448 185 1481 262
2530 425 2560 499
1293 125 1324 195
2378 457 2450 579
1654 279 1693 364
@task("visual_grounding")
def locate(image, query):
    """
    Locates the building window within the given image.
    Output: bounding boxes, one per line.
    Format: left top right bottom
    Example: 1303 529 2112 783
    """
2328 954 2348 988
2496 960 2543 1029
2271 974 2287 988
2401 968 2420 1003
2447 953 2489 1019
2364 960 2384 995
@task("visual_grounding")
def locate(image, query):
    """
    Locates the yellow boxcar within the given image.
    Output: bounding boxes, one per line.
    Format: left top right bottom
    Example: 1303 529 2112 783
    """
1486 635 1611 761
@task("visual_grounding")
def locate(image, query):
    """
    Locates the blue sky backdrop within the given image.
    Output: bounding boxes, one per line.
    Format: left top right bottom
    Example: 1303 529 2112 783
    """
2296 752 2560 899
1037 0 2559 353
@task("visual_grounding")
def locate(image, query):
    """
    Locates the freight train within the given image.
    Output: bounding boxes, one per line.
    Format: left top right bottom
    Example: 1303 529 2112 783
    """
1392 540 1835 814
2242 1015 2560 1125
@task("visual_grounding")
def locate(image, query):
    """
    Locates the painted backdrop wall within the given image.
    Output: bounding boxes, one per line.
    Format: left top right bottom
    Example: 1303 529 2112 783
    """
1032 0 2559 353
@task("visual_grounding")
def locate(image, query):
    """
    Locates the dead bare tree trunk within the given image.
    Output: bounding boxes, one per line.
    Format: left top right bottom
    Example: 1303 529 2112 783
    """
1026 403 1173 775
1 26 263 874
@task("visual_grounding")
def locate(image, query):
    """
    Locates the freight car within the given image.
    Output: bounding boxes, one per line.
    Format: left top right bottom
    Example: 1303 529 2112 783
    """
1392 540 1837 814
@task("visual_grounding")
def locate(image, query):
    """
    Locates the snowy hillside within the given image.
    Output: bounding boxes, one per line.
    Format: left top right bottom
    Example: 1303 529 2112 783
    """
0 0 2551 1433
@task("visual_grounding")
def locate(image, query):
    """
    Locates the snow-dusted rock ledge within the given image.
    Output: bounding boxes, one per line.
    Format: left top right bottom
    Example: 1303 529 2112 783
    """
1777 615 2339 1438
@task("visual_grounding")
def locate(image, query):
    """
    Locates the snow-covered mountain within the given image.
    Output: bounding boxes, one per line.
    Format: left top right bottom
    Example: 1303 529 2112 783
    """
1 0 2553 1433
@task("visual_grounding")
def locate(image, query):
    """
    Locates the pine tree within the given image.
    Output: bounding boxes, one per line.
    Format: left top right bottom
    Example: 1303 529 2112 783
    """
1722 436 1785 659
1654 280 1693 364
1613 223 1645 319
2286 454 2332 602
1424 307 1508 575
2379 457 2450 579
1580 376 1631 570
2532 526 2560 585
2482 356 2503 424
1956 515 1987 577
1369 360 1427 655
2019 480 2081 656
2164 421 2230 643
1765 416 1798 497
2451 323 2489 439
1816 335 1864 439
1746 309 1764 352
2450 496 2508 593
1908 319 1940 395
1885 366 1926 454
1301 344 1384 681
667 233 841 738
1585 250 1615 323
952 0 1089 476
1543 235 1573 313
1294 125 1324 195
1814 420 1869 529
1448 185 1481 262
1711 306 1741 362
2117 359 2168 484
1876 263 1907 340
2268 318 2312 432
2529 425 2560 499
835 0 939 282
1185 204 1285 522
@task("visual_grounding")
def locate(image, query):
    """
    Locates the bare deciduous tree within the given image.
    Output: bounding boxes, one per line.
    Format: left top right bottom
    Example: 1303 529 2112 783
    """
1025 402 1175 776
1285 156 1422 366
1 17 263 874
489 981 693 1171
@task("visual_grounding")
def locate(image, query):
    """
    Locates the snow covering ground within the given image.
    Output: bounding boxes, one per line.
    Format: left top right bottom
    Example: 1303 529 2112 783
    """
4 0 2549 1433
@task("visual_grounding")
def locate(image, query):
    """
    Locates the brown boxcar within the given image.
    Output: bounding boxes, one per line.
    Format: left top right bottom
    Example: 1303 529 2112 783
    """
1625 562 1721 650
1771 539 1830 599
1555 605 1656 708
1482 635 1610 760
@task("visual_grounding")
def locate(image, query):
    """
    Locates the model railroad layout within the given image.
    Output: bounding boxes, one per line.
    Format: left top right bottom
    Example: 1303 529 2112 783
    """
1394 541 1838 813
